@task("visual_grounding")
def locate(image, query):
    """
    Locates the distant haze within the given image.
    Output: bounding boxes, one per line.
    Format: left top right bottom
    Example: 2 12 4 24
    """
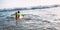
0 0 60 9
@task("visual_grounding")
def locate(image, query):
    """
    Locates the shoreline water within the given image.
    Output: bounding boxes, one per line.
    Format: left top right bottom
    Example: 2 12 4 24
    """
0 7 60 30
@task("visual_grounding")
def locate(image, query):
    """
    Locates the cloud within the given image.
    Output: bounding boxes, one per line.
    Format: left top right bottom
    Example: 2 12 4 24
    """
0 0 60 9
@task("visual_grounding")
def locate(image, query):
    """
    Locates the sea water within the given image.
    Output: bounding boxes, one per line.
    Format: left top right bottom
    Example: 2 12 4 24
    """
0 7 60 30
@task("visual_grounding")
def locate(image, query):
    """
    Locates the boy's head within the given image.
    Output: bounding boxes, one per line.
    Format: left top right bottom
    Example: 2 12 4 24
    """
18 11 20 13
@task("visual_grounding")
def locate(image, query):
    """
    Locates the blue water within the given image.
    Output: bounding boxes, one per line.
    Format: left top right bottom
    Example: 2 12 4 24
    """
0 9 58 30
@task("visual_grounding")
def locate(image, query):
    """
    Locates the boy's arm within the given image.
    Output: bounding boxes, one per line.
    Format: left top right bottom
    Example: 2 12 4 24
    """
22 14 24 17
11 13 15 16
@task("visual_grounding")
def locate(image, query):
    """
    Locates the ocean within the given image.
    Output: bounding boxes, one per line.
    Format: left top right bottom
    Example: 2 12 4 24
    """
0 7 60 30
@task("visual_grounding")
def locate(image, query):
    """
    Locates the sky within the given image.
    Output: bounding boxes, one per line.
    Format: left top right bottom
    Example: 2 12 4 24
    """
0 0 60 9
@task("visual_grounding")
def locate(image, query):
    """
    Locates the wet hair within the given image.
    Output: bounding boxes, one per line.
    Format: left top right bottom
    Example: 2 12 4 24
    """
18 11 20 13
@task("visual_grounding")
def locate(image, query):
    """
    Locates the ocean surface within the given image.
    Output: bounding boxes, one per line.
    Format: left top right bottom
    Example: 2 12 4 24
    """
0 7 60 30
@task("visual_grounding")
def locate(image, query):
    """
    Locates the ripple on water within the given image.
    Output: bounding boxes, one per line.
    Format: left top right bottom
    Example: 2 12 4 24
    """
0 14 58 30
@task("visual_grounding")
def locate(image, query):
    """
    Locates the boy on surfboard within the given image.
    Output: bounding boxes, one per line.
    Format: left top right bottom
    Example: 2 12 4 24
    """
11 11 24 25
11 11 24 20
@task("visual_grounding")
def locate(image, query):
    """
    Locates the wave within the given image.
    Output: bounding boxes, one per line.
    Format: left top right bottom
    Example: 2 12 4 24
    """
0 14 57 30
0 5 60 12
0 8 59 30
